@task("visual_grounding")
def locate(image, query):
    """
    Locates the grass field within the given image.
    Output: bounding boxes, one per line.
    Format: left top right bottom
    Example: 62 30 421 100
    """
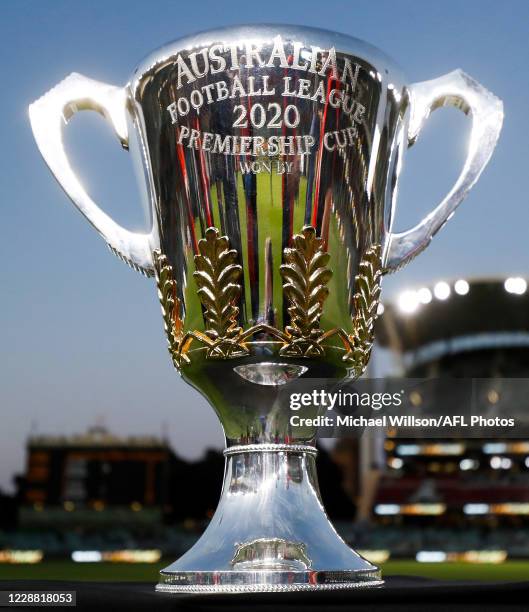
1 561 529 582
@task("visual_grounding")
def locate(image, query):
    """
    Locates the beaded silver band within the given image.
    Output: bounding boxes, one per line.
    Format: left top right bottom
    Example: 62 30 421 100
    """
223 443 318 457
156 580 384 593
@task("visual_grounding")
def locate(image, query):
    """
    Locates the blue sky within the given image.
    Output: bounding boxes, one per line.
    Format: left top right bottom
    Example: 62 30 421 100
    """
1 0 528 490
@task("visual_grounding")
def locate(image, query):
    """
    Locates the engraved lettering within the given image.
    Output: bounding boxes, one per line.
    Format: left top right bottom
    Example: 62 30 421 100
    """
239 159 296 174
262 75 275 96
209 44 226 74
342 58 360 92
202 131 213 151
177 125 190 144
230 75 246 99
252 136 265 156
202 83 216 104
176 54 196 88
245 42 265 68
165 39 367 165
188 48 209 79
225 44 240 70
190 89 204 113
328 88 341 108
177 97 190 116
291 42 308 71
304 135 315 151
216 80 229 100
308 46 322 75
282 76 295 97
240 136 252 154
268 102 282 128
266 36 290 69
171 40 362 92
323 131 335 151
311 80 326 103
267 136 279 156
342 92 356 114
188 128 200 149
212 134 232 154
247 76 260 96
167 102 178 124
296 78 312 99
334 129 347 148
353 103 366 123
319 47 339 79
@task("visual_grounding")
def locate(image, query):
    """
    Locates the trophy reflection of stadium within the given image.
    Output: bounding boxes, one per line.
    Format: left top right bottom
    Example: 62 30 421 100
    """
1 277 529 563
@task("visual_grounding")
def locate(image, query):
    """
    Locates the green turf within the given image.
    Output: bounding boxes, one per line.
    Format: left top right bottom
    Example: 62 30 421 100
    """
382 561 529 582
1 561 529 582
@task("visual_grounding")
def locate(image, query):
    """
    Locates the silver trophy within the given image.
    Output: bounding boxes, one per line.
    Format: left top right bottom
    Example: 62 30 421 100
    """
29 25 502 593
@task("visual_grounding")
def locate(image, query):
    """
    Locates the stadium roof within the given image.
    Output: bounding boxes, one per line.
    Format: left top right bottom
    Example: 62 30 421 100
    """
376 278 529 353
28 426 169 449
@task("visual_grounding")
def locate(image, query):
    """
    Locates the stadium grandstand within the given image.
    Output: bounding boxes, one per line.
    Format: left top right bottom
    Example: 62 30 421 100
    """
361 277 529 562
0 426 353 565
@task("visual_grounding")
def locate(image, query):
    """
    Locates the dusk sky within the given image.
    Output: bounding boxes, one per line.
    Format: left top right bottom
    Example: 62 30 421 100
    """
1 0 528 491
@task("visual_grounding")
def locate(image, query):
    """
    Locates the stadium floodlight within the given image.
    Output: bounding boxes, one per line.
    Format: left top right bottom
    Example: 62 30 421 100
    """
459 458 478 471
492 503 529 515
397 290 419 314
402 504 445 515
72 551 103 563
433 281 451 300
374 504 400 515
504 277 527 295
396 444 420 456
463 503 490 515
487 389 500 404
0 550 43 564
509 442 529 453
454 279 470 295
104 550 162 563
424 443 464 455
416 551 446 563
417 287 432 304
483 442 507 454
462 551 507 563
490 456 503 469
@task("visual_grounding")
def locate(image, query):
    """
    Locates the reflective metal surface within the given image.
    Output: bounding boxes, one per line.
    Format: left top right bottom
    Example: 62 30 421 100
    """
29 24 503 593
157 445 382 592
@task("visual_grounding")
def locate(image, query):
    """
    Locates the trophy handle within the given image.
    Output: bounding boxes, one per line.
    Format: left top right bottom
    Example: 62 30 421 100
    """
29 73 154 276
384 69 503 273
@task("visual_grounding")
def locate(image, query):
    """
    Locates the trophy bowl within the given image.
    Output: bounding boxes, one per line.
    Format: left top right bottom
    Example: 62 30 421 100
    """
29 24 502 593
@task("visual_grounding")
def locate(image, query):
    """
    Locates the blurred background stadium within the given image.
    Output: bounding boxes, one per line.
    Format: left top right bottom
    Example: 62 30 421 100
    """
2 276 529 581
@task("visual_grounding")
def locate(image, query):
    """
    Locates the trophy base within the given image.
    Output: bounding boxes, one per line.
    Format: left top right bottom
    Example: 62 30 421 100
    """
156 444 383 595
156 569 383 594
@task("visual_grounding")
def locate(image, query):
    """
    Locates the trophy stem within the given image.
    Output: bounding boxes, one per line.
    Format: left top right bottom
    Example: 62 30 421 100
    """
157 444 382 593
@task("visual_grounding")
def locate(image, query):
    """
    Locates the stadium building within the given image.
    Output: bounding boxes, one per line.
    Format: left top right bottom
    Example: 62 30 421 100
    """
19 426 174 526
3 427 357 561
370 277 529 560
